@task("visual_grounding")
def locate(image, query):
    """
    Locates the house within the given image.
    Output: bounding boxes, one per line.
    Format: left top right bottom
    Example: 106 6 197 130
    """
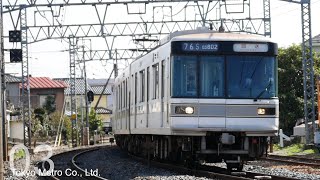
6 74 22 108
54 78 113 132
21 77 68 112
54 78 90 113
88 78 114 110
312 34 320 53
88 80 112 132
7 76 67 141
5 75 22 141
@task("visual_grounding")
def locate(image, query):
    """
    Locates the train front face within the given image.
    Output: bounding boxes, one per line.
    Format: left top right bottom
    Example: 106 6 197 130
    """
170 38 279 161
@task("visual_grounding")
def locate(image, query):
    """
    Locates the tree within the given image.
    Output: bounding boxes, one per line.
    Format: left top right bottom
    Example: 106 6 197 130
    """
33 108 47 137
278 44 320 134
43 95 56 114
88 108 103 135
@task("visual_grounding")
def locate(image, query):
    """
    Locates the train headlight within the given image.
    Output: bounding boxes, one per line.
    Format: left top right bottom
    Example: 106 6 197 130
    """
175 106 194 114
257 108 276 115
185 107 194 114
257 108 266 115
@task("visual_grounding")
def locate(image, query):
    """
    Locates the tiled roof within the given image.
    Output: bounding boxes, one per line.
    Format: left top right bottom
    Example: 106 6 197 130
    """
54 78 93 95
91 85 111 95
5 74 21 83
95 107 112 114
313 34 320 43
54 78 112 95
20 77 67 89
88 78 114 86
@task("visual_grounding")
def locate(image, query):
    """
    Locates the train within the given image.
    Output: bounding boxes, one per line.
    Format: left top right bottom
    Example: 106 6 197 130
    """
112 28 279 171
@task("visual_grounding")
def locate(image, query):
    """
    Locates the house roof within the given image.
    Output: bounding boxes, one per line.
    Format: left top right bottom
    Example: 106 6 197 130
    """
5 74 21 83
88 78 114 86
54 78 112 95
91 85 111 95
313 34 320 43
20 77 67 89
95 107 112 114
54 78 93 95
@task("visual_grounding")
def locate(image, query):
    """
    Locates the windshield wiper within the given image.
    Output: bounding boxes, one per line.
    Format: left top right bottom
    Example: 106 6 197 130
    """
254 80 272 101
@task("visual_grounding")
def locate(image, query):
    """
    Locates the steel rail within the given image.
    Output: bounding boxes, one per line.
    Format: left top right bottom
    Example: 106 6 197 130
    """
261 154 320 168
36 145 108 180
71 148 108 180
128 153 252 180
127 153 300 180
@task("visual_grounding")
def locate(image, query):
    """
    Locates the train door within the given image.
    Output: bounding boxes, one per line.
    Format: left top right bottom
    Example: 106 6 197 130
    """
134 73 138 129
128 91 131 133
147 67 150 127
125 79 128 130
198 56 226 128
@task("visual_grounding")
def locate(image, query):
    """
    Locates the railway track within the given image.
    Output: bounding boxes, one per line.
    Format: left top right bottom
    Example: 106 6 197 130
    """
37 145 108 180
38 146 316 180
128 153 299 180
262 154 320 168
72 148 108 180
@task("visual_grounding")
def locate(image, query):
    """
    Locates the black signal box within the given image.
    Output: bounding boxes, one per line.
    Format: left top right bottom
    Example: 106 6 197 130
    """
9 30 21 42
10 49 22 63
87 90 94 103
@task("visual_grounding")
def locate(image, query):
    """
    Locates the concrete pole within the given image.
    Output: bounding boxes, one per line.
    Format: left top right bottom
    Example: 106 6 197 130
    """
0 0 4 177
83 45 89 146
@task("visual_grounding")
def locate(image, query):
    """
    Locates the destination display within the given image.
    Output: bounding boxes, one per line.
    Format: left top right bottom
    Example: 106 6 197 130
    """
233 43 268 52
182 42 219 52
172 41 277 55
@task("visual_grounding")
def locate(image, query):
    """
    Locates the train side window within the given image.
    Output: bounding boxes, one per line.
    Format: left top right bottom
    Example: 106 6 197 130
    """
120 83 123 109
123 81 125 108
140 70 145 102
115 88 117 111
147 67 150 101
135 73 138 104
131 75 134 105
118 85 120 110
153 63 159 99
125 79 128 108
161 60 165 98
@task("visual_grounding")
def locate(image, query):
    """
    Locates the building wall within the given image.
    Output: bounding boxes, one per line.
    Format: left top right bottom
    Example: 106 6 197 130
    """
9 121 24 140
6 83 20 107
313 42 320 53
29 88 65 112
64 95 86 111
318 80 320 122
91 95 107 108
100 114 110 121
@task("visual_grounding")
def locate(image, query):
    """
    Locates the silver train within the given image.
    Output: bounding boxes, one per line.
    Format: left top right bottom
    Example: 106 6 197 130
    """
112 29 279 170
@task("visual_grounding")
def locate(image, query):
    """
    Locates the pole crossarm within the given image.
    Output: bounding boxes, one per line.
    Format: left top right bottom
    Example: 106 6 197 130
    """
26 18 267 43
76 48 150 62
279 0 309 4
3 0 216 13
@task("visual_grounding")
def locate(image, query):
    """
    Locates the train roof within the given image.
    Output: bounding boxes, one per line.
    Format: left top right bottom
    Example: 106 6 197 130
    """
160 29 275 45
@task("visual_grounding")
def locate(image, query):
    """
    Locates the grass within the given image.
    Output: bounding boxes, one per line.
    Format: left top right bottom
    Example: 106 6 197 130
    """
273 143 319 156
14 149 26 160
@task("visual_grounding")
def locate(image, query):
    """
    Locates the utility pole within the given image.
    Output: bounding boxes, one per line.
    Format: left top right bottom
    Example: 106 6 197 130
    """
0 0 4 178
83 45 89 146
1 51 6 161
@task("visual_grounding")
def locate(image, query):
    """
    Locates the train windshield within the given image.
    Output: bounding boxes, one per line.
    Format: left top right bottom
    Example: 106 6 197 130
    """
171 55 277 99
227 56 276 99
